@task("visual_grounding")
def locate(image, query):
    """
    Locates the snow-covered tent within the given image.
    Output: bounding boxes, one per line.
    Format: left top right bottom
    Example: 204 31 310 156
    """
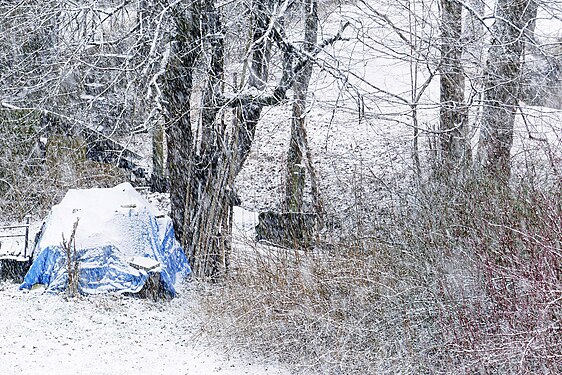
20 183 191 296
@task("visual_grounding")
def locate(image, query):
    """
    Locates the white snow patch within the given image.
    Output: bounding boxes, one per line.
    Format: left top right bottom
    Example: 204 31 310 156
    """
37 182 163 255
0 282 291 375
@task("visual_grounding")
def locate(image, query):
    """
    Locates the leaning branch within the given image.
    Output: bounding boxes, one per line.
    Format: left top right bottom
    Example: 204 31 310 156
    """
219 21 350 109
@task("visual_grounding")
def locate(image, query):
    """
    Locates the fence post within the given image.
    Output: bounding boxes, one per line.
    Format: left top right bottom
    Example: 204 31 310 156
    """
24 215 31 259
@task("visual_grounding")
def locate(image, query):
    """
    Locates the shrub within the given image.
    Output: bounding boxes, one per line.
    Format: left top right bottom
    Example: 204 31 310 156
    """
200 173 561 374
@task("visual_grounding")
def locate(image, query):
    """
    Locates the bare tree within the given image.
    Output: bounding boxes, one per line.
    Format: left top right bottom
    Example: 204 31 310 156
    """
438 0 469 176
162 0 346 277
1 1 161 213
477 0 537 180
285 0 322 217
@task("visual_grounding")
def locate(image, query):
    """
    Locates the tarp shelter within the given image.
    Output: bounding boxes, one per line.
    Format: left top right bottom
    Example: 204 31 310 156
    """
20 183 191 296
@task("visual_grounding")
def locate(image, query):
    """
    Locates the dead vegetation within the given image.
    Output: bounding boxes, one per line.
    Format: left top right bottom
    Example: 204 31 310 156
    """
61 218 80 298
201 171 561 374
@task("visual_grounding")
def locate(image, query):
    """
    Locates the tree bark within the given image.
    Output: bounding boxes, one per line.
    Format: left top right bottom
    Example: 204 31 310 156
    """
285 0 322 216
162 0 343 277
232 0 273 176
186 1 229 278
151 121 167 192
438 0 469 176
162 3 198 247
163 0 275 278
139 0 168 193
477 0 537 181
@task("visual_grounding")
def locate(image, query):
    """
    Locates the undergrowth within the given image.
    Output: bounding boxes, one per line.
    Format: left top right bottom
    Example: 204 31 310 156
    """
201 174 561 374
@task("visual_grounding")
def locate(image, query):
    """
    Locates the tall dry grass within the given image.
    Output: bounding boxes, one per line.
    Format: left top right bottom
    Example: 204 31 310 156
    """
200 171 561 374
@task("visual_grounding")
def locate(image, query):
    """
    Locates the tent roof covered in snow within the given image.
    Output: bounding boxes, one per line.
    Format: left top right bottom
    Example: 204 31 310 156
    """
20 183 191 296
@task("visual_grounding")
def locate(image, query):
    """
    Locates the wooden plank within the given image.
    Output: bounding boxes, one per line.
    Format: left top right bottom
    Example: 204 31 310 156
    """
0 235 26 239
128 256 161 272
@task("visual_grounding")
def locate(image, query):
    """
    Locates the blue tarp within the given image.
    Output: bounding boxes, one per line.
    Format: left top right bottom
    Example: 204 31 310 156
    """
20 183 191 296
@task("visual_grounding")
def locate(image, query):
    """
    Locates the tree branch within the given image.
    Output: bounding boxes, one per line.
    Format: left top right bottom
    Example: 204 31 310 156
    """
219 21 350 109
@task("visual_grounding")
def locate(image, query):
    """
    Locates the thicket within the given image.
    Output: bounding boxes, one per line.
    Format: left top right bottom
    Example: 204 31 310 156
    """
0 109 44 217
201 172 561 374
0 110 125 218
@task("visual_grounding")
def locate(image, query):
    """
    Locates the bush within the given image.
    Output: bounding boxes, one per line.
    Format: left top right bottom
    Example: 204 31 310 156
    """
200 173 561 374
441 183 561 373
0 109 127 217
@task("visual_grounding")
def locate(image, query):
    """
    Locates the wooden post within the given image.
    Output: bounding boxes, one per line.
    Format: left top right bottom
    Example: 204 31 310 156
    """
24 215 30 259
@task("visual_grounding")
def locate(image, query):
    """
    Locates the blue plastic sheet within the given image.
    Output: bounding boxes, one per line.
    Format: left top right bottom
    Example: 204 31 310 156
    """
20 186 191 296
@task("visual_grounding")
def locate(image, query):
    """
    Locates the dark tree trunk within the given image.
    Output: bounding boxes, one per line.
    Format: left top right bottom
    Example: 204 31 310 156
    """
151 122 168 193
285 43 308 211
162 0 344 277
162 4 198 248
232 0 272 175
477 0 537 181
163 0 274 278
438 0 469 177
186 1 229 278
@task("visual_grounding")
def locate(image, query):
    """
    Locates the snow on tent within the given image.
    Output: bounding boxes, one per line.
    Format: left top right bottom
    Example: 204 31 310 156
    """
20 183 191 296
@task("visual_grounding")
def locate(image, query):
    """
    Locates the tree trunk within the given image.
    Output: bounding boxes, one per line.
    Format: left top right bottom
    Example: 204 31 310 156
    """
438 0 469 176
463 0 486 57
186 1 229 278
232 0 272 176
162 0 342 277
477 0 537 181
285 0 322 216
138 0 168 193
162 3 197 248
151 121 167 192
163 0 274 278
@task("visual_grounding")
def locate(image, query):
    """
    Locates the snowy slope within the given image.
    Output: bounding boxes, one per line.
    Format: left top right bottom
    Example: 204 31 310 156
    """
235 1 562 218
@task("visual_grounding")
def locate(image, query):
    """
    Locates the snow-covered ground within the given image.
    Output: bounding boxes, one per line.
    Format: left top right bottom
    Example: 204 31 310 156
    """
0 281 291 375
0 190 292 374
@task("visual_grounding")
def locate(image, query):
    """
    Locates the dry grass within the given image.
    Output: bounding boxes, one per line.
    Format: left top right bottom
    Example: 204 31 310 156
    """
200 173 561 374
